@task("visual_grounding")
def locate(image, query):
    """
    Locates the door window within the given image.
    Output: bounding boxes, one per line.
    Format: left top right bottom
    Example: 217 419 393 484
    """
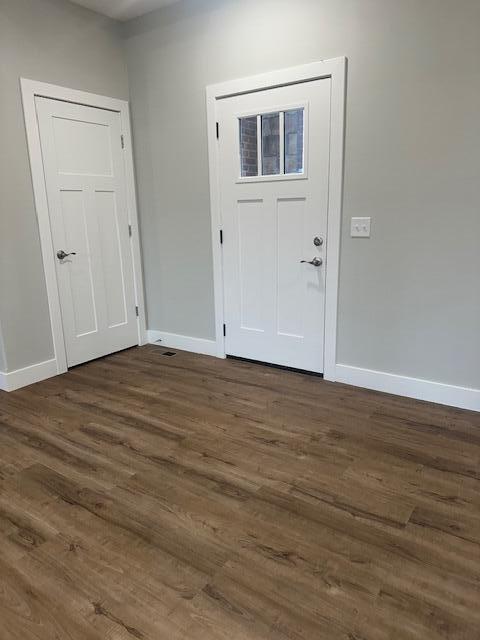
261 113 280 176
238 107 305 180
284 109 304 174
239 116 258 177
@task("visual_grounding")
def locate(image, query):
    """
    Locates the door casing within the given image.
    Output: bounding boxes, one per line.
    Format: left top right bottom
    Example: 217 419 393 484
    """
21 78 147 376
206 58 347 381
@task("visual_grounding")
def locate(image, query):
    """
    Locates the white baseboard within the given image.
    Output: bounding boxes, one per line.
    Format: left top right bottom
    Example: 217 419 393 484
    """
336 364 480 412
147 330 217 357
144 332 480 413
0 358 58 392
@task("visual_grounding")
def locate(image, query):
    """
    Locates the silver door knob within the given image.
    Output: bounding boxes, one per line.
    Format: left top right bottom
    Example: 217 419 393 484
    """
57 250 77 260
300 257 323 267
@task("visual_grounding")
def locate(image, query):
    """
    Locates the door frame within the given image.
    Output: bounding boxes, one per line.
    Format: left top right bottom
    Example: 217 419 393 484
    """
206 58 347 380
21 78 147 375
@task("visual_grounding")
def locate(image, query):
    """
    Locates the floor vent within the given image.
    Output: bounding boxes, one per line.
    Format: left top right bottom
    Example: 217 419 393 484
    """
161 351 177 357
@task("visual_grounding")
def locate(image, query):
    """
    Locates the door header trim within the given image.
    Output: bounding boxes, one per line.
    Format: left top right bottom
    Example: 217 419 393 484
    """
209 58 346 101
20 78 147 377
205 58 347 381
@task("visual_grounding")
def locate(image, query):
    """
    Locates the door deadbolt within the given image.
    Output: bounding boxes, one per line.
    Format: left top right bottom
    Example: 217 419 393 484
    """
313 236 324 247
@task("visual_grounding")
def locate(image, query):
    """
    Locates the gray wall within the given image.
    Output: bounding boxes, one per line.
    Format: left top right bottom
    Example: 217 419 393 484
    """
0 0 129 372
0 325 6 373
125 0 480 389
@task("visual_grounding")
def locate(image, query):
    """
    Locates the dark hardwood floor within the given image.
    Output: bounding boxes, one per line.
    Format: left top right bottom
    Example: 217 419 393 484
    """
0 345 479 639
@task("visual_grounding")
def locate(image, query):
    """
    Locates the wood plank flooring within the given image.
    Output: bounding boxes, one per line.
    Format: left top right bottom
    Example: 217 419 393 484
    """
0 345 479 639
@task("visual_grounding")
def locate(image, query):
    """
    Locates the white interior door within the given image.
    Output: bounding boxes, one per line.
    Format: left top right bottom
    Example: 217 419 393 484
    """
36 97 138 367
218 78 331 373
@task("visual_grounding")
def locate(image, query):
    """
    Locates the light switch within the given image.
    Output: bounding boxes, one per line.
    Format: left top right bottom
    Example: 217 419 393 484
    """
351 217 371 238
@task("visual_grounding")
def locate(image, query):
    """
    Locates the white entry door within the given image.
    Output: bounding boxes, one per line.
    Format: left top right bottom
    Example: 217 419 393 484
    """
218 78 331 373
36 97 138 367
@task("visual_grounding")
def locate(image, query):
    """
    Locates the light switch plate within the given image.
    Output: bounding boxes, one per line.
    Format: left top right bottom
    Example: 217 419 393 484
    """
351 217 371 238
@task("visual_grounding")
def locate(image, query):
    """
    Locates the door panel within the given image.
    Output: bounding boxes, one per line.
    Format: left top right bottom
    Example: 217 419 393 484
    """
238 199 267 333
95 190 128 328
276 197 306 339
36 98 138 367
60 189 98 337
219 79 331 373
52 117 113 176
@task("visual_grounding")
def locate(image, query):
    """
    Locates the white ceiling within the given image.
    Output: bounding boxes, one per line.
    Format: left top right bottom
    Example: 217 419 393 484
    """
69 0 181 21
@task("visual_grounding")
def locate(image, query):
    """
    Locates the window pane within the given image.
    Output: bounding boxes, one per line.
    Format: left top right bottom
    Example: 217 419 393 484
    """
239 116 258 177
284 108 304 174
261 113 280 176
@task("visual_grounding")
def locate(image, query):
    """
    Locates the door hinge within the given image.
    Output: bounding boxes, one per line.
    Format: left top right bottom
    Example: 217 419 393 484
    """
223 323 226 337
128 224 132 237
121 134 125 149
219 229 223 244
135 306 139 317
216 122 219 139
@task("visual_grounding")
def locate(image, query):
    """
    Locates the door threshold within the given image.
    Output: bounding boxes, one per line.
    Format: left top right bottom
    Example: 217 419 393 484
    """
226 355 323 378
